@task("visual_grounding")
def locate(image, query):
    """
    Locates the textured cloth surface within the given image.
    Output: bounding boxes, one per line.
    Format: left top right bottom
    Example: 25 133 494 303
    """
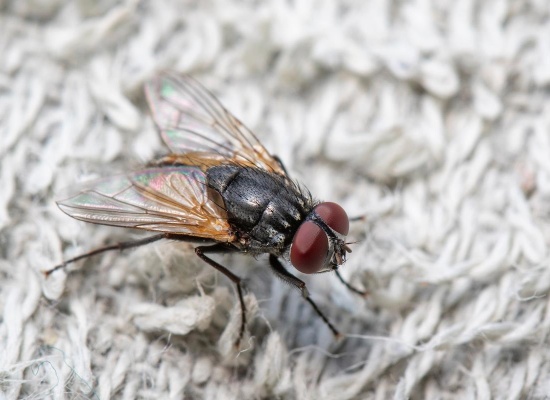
2 1 550 399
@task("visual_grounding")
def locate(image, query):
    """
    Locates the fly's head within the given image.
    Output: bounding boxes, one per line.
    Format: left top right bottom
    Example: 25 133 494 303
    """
289 202 351 274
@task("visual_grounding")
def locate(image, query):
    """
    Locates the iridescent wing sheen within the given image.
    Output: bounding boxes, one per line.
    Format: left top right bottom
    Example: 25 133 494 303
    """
57 166 234 241
145 72 287 176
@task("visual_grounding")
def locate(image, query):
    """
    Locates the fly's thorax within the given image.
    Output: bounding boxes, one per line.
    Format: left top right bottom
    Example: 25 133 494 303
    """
206 165 314 252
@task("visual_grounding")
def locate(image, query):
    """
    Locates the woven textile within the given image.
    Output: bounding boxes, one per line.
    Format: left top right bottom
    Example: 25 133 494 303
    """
2 1 550 399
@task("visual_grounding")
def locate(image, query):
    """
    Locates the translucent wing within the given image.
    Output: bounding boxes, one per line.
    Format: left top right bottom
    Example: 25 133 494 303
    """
145 72 287 176
57 166 233 241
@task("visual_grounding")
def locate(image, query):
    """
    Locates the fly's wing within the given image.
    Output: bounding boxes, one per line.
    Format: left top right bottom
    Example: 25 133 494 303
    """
57 166 233 241
145 72 287 176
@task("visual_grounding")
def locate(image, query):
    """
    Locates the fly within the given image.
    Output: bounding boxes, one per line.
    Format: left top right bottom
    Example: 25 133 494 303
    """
47 73 366 346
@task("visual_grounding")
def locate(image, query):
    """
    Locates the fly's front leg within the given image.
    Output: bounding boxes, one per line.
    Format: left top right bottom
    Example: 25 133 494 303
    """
193 243 247 347
269 255 341 338
335 270 368 297
343 214 369 297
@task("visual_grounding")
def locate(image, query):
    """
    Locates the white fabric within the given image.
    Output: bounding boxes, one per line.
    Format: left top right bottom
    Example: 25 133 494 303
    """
2 0 550 398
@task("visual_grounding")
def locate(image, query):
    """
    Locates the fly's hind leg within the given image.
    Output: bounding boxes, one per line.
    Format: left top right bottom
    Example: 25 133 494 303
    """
268 255 341 338
45 233 169 276
193 243 247 348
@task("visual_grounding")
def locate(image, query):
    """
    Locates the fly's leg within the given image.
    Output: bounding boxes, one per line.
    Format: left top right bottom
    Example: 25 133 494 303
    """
344 214 369 296
45 233 169 277
268 255 341 338
193 243 247 348
335 270 368 296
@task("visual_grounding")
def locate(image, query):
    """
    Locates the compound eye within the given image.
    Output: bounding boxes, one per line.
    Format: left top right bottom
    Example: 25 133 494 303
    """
314 202 349 235
290 221 328 274
290 202 349 274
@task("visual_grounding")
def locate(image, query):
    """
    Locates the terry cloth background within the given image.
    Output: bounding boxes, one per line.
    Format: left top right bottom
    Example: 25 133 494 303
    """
2 0 550 399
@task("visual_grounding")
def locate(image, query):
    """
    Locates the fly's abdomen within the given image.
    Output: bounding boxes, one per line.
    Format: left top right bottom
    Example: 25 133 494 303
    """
206 165 312 247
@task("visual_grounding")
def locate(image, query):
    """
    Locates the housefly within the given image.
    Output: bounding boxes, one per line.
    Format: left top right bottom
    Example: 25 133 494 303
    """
48 73 365 346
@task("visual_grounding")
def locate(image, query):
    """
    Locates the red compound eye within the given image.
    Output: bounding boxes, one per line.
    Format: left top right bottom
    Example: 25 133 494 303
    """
290 202 349 274
314 202 349 236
